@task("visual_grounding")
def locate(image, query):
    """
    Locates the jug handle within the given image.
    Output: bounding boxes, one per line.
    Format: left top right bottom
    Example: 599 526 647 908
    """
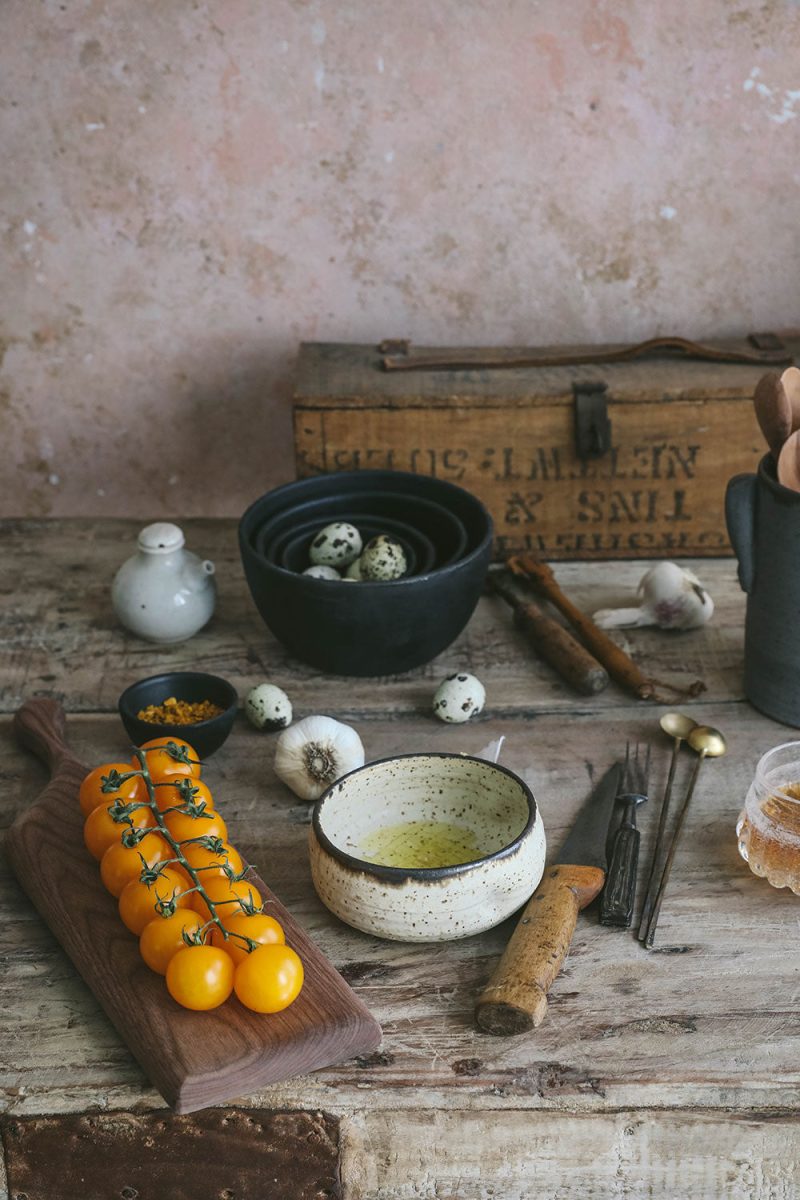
725 473 757 593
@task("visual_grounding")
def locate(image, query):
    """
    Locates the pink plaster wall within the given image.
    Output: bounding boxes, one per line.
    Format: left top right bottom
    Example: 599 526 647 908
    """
2 0 799 517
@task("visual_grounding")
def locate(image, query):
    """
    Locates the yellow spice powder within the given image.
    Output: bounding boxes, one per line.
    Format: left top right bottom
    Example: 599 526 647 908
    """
136 696 223 725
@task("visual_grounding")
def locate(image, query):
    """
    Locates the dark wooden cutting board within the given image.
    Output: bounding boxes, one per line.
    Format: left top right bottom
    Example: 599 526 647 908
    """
5 698 382 1113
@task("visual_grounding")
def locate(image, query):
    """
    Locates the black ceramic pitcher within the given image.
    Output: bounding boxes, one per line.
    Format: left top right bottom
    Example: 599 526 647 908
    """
726 454 800 726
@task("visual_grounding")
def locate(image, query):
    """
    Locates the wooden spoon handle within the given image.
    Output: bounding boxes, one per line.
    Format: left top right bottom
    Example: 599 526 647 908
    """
507 556 657 699
754 372 792 458
475 863 604 1036
13 698 71 771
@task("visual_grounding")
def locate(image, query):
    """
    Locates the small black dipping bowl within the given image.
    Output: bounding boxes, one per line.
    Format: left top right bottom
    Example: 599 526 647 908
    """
118 671 238 759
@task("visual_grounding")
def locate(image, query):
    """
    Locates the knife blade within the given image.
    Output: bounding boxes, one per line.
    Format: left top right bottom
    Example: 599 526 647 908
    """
475 762 622 1036
557 762 622 870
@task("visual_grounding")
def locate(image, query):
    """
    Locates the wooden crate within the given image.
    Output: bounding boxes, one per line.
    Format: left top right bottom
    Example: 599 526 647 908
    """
293 337 798 559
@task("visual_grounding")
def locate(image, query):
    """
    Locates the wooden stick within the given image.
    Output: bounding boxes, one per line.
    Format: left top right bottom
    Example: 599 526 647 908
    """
490 571 609 695
506 555 705 702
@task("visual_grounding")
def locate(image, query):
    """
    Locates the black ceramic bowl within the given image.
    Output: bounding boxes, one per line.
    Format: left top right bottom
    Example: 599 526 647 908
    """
248 490 468 569
118 672 238 759
239 471 493 676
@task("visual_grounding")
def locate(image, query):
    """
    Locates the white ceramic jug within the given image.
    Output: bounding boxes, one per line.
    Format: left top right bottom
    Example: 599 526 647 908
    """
112 522 216 643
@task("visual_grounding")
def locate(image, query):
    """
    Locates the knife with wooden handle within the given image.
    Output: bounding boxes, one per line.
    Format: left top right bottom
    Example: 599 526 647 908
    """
475 762 622 1036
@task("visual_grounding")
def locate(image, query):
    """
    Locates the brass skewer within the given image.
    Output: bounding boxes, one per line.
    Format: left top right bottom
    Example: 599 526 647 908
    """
642 725 727 948
637 713 697 941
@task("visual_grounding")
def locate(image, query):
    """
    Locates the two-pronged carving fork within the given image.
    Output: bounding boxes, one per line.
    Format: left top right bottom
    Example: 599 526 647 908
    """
600 743 650 927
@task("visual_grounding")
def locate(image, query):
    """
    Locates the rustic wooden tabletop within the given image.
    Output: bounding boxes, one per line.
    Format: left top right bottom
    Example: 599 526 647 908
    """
1 520 799 1199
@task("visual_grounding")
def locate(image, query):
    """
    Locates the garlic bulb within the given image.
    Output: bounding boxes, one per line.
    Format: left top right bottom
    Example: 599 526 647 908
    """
593 562 714 631
274 714 365 800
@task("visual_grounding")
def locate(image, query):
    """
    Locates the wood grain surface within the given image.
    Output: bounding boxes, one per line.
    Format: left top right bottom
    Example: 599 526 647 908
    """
6 698 380 1113
292 338 800 560
2 519 800 1197
0 520 746 717
2 1109 342 1200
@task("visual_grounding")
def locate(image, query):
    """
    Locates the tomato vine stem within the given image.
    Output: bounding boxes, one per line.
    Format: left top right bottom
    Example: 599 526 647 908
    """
129 747 260 948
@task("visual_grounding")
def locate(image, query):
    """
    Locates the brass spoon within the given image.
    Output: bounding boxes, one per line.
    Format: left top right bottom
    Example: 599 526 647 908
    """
643 725 727 948
637 712 698 940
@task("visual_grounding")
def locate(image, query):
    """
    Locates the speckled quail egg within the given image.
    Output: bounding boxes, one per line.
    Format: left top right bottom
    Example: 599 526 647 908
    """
303 564 341 580
245 683 294 731
309 522 362 568
360 535 407 581
345 557 363 581
432 673 486 723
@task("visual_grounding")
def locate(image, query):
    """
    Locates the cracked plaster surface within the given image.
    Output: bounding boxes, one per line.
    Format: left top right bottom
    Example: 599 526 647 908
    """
2 0 799 516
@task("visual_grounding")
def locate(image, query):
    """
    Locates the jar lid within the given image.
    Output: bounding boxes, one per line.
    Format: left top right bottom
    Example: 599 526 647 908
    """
137 522 185 554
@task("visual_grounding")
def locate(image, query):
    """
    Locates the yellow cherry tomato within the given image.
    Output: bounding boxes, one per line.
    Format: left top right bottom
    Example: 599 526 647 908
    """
79 763 145 818
151 777 214 814
140 909 204 975
193 876 262 921
182 839 244 880
118 867 194 936
211 912 284 965
164 807 228 847
135 737 201 782
166 945 234 1010
83 797 156 861
99 831 170 897
234 944 304 1014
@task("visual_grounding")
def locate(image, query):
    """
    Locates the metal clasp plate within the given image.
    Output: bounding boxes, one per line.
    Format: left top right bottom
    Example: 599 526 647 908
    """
573 381 611 459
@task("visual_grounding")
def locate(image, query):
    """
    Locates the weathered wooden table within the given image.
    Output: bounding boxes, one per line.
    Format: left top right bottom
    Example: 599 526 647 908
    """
1 520 799 1199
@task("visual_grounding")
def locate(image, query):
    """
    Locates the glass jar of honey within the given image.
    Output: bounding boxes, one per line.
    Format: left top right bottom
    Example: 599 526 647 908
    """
737 742 800 894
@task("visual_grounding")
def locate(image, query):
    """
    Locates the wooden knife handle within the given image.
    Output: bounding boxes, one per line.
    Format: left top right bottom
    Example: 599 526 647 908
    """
475 863 605 1036
513 604 609 695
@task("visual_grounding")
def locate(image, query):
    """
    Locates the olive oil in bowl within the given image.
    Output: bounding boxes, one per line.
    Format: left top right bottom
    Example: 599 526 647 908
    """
360 820 482 869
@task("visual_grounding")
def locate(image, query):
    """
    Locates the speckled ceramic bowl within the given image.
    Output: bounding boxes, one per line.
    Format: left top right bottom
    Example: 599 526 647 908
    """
309 753 545 942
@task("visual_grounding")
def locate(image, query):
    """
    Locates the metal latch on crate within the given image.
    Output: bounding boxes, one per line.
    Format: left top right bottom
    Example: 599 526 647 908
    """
573 381 611 459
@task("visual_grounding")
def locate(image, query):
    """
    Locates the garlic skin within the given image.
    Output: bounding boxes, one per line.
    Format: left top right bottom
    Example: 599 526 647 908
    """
433 673 486 723
593 562 714 631
245 683 293 731
274 714 365 800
